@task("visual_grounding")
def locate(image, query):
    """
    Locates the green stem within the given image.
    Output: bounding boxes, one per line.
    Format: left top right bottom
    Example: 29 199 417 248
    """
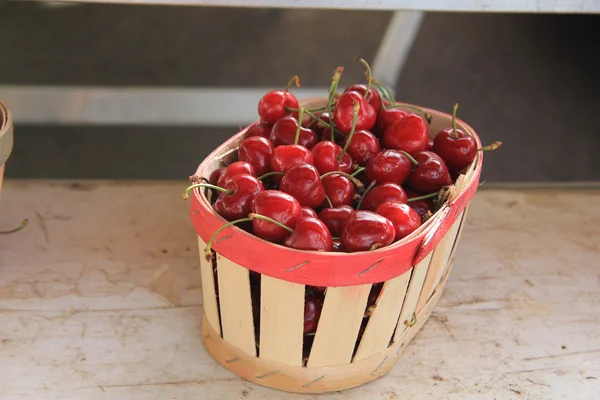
325 195 333 208
356 180 376 210
285 75 300 91
355 58 372 99
294 107 305 145
320 170 364 190
351 166 366 177
338 99 360 162
478 141 503 152
370 79 395 107
369 243 383 251
328 67 343 113
248 213 294 234
204 217 253 261
285 105 326 113
0 219 28 234
183 183 232 200
385 103 433 124
258 171 286 181
296 108 346 138
407 192 438 202
399 150 419 166
451 103 459 139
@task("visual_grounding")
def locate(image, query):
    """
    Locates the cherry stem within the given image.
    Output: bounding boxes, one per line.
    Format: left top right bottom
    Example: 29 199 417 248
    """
204 217 253 261
356 180 376 210
286 105 326 113
0 219 28 234
285 75 300 91
325 195 333 208
183 183 232 200
451 103 459 139
355 58 372 99
328 67 344 112
320 170 364 190
370 79 395 106
294 107 305 145
399 150 419 166
294 108 346 138
257 171 286 181
407 192 438 202
386 103 433 124
478 141 503 152
338 99 360 162
248 213 294 234
351 166 366 177
369 243 383 251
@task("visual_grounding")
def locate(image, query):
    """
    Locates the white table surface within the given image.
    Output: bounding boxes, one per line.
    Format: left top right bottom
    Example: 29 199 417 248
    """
0 181 599 400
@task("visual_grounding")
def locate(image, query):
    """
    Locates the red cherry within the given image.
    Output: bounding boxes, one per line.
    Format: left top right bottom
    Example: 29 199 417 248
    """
283 217 333 252
405 189 435 218
406 151 453 193
322 174 355 207
279 163 326 208
374 108 408 137
270 145 314 181
238 136 274 177
333 91 376 134
270 116 318 149
257 80 300 124
359 182 407 211
213 174 265 221
343 130 381 165
365 149 412 185
243 122 273 140
344 84 382 112
306 112 331 135
375 201 422 241
318 205 354 237
301 206 318 219
382 113 428 155
310 141 353 175
427 138 434 151
304 293 324 333
217 161 256 187
341 210 395 252
250 190 302 242
209 167 225 186
433 127 478 172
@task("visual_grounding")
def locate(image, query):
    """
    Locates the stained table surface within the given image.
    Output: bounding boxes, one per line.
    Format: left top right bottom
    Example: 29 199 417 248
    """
0 181 599 399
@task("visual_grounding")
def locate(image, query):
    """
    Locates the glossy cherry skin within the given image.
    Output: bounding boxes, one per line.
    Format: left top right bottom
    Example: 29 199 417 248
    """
209 167 225 186
382 113 428 155
322 174 355 207
310 141 353 175
217 161 256 187
405 188 435 218
270 116 318 149
406 151 453 193
238 136 274 177
427 139 434 151
270 145 315 181
279 163 326 208
332 239 342 252
283 217 333 252
341 210 395 252
243 122 272 140
374 108 408 137
257 90 299 124
365 149 412 185
432 128 477 171
306 112 331 135
318 205 354 237
359 182 407 211
343 129 381 165
344 84 382 112
304 293 324 333
375 201 422 241
213 174 265 221
250 190 303 242
333 91 377 134
301 206 318 219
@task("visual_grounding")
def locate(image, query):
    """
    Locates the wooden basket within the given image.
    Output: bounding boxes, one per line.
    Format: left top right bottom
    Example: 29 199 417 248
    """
0 101 14 199
188 98 482 393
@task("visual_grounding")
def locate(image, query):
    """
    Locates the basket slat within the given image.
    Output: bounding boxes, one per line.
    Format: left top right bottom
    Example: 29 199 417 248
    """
416 210 465 312
217 257 256 355
307 284 371 367
259 275 304 366
198 236 221 335
0 164 4 199
353 269 412 361
393 251 433 342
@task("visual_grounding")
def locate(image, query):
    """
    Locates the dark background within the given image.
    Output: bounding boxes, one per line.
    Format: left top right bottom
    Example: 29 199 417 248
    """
1 2 599 182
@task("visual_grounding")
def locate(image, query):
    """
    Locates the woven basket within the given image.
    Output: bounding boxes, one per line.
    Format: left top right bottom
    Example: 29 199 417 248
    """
0 101 13 199
188 98 482 393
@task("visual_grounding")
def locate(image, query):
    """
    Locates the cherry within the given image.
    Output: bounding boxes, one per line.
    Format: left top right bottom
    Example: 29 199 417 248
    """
341 210 395 252
306 112 330 135
257 76 300 124
310 141 353 175
270 115 318 149
301 206 318 219
375 201 422 241
405 189 435 218
304 293 324 333
382 113 429 155
243 122 272 140
213 174 265 221
365 149 416 185
283 217 333 252
344 84 382 112
209 167 225 186
270 145 314 181
249 190 303 242
343 129 381 165
374 108 408 137
406 151 452 193
279 163 326 208
432 104 478 171
238 136 274 177
359 182 407 211
322 174 355 207
427 139 434 151
217 161 256 187
318 205 354 237
333 91 376 134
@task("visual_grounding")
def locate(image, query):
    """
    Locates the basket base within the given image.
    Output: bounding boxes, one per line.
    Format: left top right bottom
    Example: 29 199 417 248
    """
201 270 450 394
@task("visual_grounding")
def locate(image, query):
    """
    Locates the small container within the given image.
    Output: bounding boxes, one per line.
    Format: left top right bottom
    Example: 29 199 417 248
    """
0 101 14 199
188 98 483 393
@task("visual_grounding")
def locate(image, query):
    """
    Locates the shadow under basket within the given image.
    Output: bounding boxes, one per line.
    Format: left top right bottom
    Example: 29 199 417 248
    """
0 101 14 199
188 98 483 394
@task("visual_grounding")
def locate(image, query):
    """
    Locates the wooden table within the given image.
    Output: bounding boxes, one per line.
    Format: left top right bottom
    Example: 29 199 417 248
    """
1 181 599 399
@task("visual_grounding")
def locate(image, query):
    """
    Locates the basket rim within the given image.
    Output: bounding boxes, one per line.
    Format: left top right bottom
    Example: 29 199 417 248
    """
0 101 14 167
